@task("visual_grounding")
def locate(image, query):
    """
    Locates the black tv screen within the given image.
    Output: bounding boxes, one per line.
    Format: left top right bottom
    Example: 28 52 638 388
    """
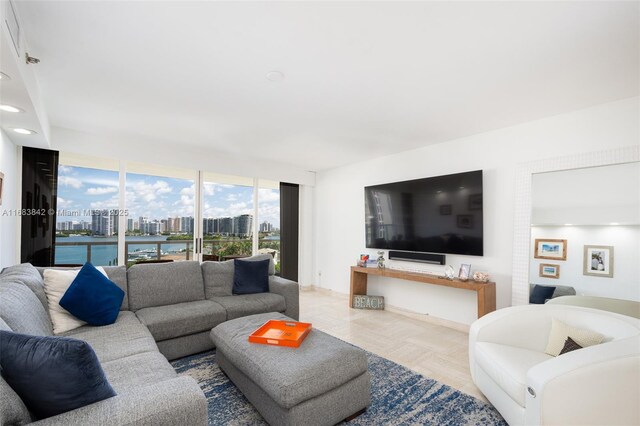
365 170 483 256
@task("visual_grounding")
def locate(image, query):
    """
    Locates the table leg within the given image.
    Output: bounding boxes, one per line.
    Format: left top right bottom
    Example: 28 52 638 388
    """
350 271 368 308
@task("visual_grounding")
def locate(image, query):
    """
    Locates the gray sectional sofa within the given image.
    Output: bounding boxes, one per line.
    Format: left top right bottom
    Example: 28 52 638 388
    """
0 254 299 426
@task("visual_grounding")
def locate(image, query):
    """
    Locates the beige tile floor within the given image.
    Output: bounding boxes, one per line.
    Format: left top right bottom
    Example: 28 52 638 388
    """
299 288 487 402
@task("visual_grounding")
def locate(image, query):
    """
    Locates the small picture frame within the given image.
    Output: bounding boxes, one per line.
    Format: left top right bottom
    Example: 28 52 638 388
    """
459 264 471 281
583 245 614 278
534 239 567 261
439 204 452 215
539 263 560 279
468 194 482 211
457 214 473 229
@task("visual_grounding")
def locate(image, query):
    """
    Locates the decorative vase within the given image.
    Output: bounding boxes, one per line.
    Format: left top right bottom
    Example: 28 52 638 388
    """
473 271 490 283
444 265 455 280
377 251 385 269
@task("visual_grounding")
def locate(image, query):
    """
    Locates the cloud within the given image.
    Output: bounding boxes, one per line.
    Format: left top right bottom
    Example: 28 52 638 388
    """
56 197 74 208
258 188 280 203
59 175 83 189
126 180 173 203
59 165 73 174
90 196 119 210
86 186 118 195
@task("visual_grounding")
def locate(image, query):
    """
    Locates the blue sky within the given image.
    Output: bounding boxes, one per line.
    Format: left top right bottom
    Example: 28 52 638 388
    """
57 165 280 227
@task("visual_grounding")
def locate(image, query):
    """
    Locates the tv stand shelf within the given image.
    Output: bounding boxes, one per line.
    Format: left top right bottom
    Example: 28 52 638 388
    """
349 266 496 319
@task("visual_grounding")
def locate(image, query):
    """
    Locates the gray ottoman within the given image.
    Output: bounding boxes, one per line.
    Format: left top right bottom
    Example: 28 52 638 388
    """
210 312 371 426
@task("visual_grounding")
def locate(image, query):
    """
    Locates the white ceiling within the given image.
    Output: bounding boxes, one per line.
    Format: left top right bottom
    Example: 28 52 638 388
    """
15 1 640 171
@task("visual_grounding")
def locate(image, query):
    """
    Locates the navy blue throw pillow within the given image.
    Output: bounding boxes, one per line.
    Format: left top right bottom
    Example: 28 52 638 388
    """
529 284 556 304
60 263 124 326
233 259 270 295
0 331 116 419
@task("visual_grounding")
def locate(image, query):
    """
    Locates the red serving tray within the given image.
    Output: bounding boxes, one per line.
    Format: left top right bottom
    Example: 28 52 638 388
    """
248 319 313 348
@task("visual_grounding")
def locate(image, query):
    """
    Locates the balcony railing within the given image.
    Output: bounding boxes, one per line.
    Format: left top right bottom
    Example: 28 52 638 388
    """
54 238 279 267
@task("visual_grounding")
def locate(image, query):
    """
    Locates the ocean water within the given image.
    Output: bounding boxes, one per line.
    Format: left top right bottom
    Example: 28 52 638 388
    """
54 235 191 266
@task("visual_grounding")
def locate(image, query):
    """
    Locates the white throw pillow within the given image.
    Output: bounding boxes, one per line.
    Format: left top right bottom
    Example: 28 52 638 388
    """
545 318 605 356
43 267 108 334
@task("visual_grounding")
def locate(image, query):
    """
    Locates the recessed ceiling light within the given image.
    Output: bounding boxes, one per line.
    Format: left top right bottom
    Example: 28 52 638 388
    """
0 104 24 113
609 222 620 226
564 223 573 226
459 186 465 189
12 128 36 135
0 72 10 80
266 71 285 82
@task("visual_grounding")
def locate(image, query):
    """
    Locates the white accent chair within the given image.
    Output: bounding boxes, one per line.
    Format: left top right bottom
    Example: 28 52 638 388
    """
469 304 640 425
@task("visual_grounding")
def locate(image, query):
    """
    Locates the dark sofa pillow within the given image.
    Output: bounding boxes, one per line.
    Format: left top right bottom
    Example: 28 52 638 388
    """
232 259 270 295
0 331 116 419
529 284 556 304
559 336 583 355
59 262 124 326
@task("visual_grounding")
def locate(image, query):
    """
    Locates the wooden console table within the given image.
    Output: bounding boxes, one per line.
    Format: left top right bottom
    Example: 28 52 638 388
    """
349 266 496 318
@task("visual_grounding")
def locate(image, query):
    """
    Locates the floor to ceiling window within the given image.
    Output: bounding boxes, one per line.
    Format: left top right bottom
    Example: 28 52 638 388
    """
54 154 120 266
124 162 196 266
201 173 254 261
258 180 281 273
52 154 289 268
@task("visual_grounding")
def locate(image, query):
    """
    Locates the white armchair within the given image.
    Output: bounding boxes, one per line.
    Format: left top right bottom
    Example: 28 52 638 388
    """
469 304 640 426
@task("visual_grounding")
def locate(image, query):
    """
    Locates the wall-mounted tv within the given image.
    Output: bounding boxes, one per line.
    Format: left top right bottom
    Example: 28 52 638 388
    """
365 170 483 256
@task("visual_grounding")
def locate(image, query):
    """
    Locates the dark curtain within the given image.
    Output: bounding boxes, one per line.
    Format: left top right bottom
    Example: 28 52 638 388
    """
279 182 299 281
21 147 59 266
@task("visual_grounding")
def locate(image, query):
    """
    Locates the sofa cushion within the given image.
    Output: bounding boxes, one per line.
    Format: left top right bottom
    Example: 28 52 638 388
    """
101 351 177 393
202 260 235 297
36 265 129 311
43 267 109 334
0 375 33 425
212 293 286 320
60 263 124 326
135 300 226 341
62 311 158 363
128 261 205 310
545 318 605 356
202 255 276 298
529 284 556 304
233 258 270 295
0 330 116 420
1 263 48 311
0 317 11 331
0 280 53 336
475 341 553 407
244 253 276 276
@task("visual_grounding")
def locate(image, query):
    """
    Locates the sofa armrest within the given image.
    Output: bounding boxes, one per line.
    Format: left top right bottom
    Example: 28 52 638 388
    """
525 336 640 426
32 376 207 426
269 276 299 320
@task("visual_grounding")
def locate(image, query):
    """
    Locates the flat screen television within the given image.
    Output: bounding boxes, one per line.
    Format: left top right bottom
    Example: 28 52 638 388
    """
365 170 483 256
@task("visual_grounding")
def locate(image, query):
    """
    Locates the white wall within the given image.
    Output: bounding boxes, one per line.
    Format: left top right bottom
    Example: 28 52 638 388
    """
530 226 640 301
313 97 639 325
0 129 20 268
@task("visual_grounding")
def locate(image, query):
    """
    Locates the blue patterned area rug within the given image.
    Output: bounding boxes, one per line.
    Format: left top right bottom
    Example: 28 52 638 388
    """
172 350 506 426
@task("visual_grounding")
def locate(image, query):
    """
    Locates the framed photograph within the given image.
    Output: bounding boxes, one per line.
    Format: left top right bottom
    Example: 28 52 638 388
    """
468 194 482 211
534 239 567 260
439 204 452 215
0 171 4 206
459 264 471 280
457 214 473 229
539 263 560 279
583 245 614 278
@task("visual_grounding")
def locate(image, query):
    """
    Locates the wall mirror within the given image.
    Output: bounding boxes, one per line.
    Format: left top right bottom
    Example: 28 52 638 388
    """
529 162 639 301
511 146 639 305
